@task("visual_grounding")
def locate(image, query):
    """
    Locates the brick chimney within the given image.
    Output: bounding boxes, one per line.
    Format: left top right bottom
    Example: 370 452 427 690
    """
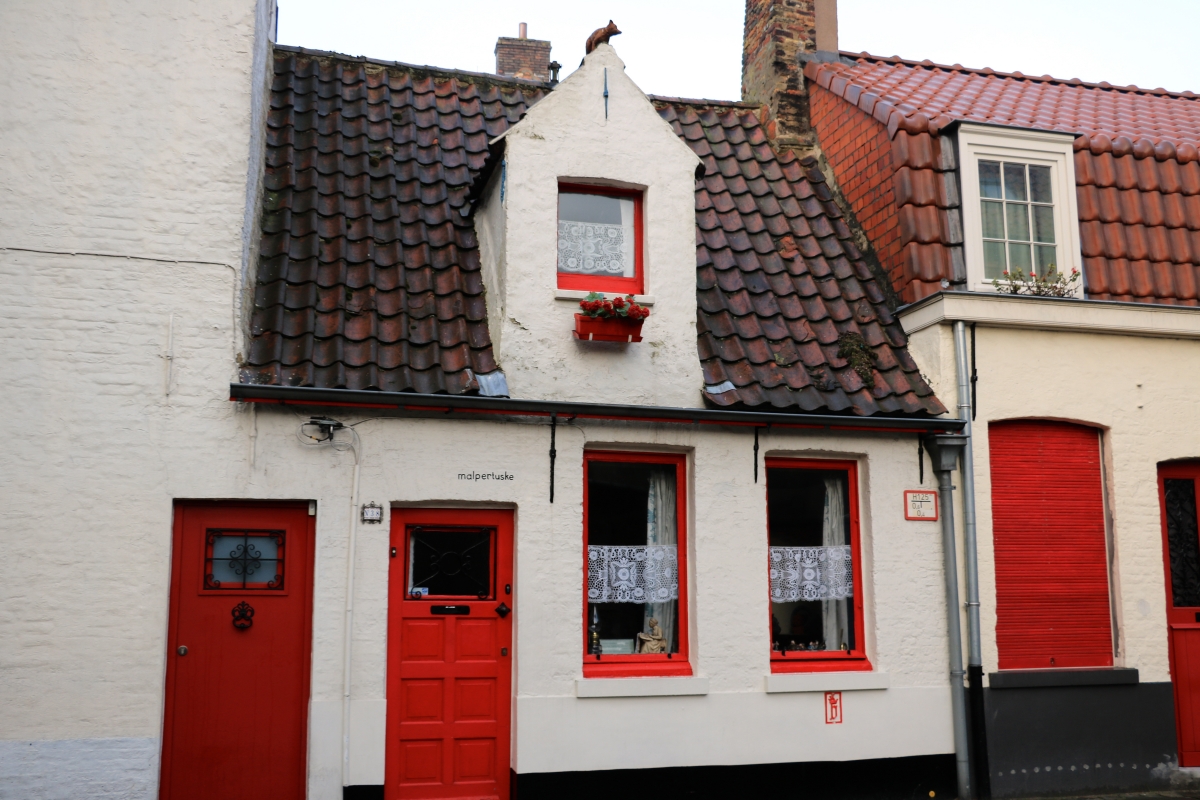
742 0 838 146
495 23 553 82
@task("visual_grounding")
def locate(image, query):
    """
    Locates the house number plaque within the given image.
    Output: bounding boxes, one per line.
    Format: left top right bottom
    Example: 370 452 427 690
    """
904 490 939 521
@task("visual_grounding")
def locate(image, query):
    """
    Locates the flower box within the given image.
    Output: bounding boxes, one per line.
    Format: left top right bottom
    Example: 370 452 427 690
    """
574 313 644 342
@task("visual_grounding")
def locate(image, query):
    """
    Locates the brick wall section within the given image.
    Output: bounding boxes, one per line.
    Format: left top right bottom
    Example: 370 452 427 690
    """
741 0 814 141
809 83 904 293
495 37 551 81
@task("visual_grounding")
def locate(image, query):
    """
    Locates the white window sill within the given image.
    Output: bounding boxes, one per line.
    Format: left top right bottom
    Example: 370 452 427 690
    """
575 676 709 698
765 672 890 694
555 289 656 306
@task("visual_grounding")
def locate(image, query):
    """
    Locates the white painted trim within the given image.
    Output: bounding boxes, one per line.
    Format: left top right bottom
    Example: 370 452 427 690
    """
554 288 656 305
764 671 891 693
898 292 1200 339
956 123 1083 295
575 676 709 698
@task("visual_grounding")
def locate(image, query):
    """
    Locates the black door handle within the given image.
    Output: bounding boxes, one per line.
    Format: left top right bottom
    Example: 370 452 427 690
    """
495 602 511 618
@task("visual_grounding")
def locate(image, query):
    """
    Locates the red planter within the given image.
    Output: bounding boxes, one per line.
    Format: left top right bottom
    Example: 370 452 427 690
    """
574 313 644 342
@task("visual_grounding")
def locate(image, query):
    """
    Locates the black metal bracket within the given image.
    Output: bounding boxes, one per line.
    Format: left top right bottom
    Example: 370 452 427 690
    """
753 427 761 483
549 413 558 503
918 438 925 484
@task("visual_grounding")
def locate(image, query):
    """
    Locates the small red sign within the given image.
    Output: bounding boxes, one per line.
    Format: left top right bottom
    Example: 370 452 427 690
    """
905 490 939 521
824 691 843 724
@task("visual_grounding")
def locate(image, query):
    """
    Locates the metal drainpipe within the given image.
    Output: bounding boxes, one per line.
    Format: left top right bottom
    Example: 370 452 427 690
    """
342 445 362 786
954 320 988 795
926 434 972 800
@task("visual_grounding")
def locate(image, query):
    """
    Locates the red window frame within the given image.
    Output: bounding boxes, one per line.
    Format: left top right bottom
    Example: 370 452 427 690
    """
582 450 690 677
765 458 871 673
557 182 645 295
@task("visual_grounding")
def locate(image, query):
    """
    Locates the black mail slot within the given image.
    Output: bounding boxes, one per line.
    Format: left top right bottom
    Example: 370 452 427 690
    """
431 605 470 615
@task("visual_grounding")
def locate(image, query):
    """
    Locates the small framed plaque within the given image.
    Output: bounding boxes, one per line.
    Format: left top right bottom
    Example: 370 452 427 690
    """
904 490 939 521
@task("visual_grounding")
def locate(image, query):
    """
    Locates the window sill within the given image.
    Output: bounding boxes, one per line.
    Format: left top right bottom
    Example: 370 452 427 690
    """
765 671 890 693
555 289 656 306
582 660 693 679
989 667 1138 689
576 676 709 698
770 655 872 673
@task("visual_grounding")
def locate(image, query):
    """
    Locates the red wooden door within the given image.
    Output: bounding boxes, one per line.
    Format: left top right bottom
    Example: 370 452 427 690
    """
386 509 514 800
1159 464 1200 766
990 420 1113 669
160 503 315 800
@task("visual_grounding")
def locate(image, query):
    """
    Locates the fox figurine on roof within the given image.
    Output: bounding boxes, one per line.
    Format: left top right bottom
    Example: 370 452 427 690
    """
585 20 621 53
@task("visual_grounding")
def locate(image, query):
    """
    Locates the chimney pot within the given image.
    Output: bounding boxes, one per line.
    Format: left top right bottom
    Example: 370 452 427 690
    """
519 22 527 39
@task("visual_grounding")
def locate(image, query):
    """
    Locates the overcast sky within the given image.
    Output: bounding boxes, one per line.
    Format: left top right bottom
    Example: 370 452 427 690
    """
277 1 1200 100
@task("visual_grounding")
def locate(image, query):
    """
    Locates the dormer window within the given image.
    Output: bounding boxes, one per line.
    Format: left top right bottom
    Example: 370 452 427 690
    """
958 124 1082 293
557 183 644 294
979 161 1056 279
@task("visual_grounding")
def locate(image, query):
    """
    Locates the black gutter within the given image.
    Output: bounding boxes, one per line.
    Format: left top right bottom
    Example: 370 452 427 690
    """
230 384 964 435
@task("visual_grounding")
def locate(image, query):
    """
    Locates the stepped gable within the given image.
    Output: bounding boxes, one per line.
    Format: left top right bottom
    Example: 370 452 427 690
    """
245 47 547 394
808 54 1200 305
654 97 944 415
243 47 945 416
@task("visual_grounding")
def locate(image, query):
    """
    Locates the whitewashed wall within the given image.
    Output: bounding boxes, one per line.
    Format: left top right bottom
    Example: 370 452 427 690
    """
476 44 707 408
904 295 1200 684
0 0 273 796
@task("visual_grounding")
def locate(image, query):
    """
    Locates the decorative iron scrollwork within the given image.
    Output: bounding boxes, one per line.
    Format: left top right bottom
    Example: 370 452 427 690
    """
232 601 255 630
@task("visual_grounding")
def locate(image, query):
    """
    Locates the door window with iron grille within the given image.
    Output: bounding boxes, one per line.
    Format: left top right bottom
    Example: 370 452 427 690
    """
405 526 495 599
204 529 285 590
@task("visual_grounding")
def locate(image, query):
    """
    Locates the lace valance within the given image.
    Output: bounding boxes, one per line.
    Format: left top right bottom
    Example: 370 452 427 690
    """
769 545 853 603
587 545 678 603
558 221 630 275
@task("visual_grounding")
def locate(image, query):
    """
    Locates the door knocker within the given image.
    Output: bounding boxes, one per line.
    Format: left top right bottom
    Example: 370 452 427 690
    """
232 601 255 630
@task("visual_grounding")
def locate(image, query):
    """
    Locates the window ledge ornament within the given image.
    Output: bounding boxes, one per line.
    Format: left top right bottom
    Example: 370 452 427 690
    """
587 545 678 603
769 545 853 602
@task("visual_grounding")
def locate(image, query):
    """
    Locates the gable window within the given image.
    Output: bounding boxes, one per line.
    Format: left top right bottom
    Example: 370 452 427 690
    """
557 183 644 294
583 451 689 677
766 459 869 672
958 124 1082 293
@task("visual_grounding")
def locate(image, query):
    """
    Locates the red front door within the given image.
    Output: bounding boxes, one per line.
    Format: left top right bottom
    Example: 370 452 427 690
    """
386 509 514 800
1159 465 1200 766
160 503 315 799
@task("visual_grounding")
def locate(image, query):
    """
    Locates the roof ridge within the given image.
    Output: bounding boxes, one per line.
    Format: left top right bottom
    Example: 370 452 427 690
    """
649 94 759 109
273 43 552 89
836 50 1200 101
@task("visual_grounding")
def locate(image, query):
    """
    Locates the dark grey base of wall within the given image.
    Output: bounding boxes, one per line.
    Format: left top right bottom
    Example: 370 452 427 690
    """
514 755 955 800
985 680 1177 797
342 756 954 799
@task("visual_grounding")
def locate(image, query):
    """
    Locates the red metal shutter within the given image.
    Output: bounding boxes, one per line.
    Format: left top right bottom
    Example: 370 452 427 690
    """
989 420 1113 670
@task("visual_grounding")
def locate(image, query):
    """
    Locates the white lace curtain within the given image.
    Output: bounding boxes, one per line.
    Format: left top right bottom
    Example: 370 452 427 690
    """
768 545 852 602
587 545 678 603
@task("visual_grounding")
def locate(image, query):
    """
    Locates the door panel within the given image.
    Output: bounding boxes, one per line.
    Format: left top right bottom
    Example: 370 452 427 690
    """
386 509 514 800
160 503 315 800
1159 466 1200 766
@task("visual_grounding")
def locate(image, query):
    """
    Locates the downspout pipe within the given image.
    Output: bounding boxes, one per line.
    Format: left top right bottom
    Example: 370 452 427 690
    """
342 441 362 786
925 433 972 800
954 320 988 796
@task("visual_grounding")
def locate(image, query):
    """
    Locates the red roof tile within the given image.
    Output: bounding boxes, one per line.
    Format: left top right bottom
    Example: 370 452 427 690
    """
807 54 1200 305
243 48 944 416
